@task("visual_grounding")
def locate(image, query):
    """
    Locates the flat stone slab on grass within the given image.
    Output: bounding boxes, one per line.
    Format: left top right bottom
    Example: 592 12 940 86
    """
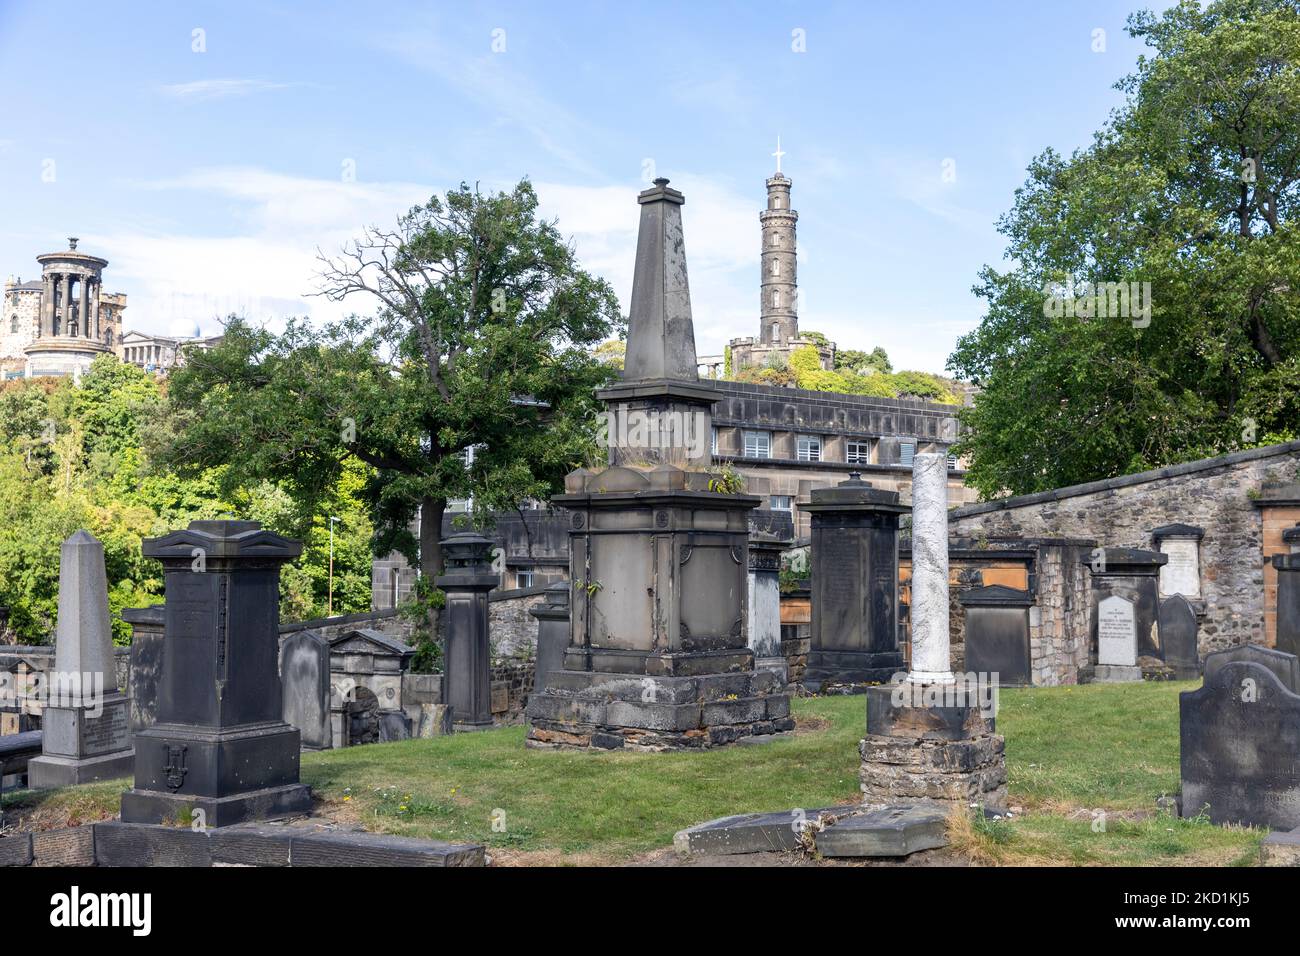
674 807 840 855
815 804 948 858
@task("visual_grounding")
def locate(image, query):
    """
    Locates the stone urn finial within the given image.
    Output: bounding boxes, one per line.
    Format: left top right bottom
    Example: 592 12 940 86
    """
68 237 78 251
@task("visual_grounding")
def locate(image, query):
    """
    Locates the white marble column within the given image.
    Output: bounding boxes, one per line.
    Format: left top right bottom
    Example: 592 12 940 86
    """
78 275 89 337
908 452 955 684
59 274 72 335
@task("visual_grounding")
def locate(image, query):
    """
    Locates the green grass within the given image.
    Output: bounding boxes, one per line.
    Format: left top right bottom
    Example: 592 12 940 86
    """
0 682 1270 865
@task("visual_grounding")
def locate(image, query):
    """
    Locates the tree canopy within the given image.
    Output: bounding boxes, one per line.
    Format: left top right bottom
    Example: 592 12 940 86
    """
950 0 1300 498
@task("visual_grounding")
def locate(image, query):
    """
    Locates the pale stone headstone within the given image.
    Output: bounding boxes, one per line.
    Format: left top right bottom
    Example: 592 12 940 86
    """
28 531 134 787
1159 540 1201 598
1097 595 1137 667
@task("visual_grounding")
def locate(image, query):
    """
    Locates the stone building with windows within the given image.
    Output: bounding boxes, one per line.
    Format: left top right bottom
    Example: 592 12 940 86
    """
117 329 224 373
2 239 127 379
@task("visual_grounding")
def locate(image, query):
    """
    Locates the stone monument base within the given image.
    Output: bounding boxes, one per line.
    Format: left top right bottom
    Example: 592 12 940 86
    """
28 695 134 788
525 668 793 751
858 686 1007 808
28 749 135 788
120 783 313 828
122 720 311 827
1093 664 1143 683
804 649 905 694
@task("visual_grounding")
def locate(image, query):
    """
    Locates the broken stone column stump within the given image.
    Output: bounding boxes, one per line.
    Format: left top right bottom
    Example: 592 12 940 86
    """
858 685 1007 808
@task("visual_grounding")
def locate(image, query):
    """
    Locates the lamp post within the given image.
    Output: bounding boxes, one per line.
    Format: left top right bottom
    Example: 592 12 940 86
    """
328 516 340 616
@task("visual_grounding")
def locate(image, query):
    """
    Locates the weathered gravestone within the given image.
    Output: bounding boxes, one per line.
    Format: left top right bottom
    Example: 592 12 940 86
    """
800 472 907 692
748 509 793 681
29 531 134 787
1202 643 1300 693
279 630 330 750
120 521 311 826
958 585 1033 687
1181 644 1300 829
529 582 570 695
1151 524 1204 599
122 605 164 734
436 531 497 732
1158 594 1200 680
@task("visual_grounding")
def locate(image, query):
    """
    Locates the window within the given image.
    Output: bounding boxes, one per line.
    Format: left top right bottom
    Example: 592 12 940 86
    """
9 315 16 333
770 232 780 247
770 495 793 512
743 430 771 459
797 434 821 462
947 453 958 470
771 258 780 277
516 570 535 589
899 440 916 466
772 289 780 309
711 426 718 455
846 441 870 465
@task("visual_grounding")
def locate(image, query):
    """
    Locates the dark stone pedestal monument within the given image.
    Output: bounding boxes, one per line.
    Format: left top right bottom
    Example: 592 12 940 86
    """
1273 547 1300 661
799 473 907 692
524 177 790 751
1083 547 1166 682
436 531 497 731
121 521 311 827
958 585 1033 687
1181 644 1300 829
529 582 570 694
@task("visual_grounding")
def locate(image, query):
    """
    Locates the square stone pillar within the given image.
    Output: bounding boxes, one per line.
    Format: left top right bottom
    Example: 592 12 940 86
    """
748 509 792 681
799 473 908 692
121 520 311 827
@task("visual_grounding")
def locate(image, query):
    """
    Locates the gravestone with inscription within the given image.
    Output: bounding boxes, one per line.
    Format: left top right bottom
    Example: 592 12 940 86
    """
1158 594 1201 680
123 605 164 734
29 531 135 787
120 520 311 826
1083 547 1165 682
280 630 330 750
800 472 908 692
1150 524 1204 600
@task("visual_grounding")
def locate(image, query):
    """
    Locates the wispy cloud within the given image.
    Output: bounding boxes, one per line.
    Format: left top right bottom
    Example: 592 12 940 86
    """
158 78 295 101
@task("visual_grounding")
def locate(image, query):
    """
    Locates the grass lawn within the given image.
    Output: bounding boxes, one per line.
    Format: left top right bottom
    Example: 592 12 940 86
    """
0 681 1268 865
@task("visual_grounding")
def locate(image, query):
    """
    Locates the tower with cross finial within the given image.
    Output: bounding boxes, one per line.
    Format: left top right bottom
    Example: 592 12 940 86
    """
760 139 798 347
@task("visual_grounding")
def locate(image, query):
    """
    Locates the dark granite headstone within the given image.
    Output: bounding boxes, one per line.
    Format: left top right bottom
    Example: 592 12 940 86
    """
1203 643 1300 693
120 520 311 827
958 585 1033 687
799 473 908 691
1158 594 1200 680
1181 656 1300 829
378 710 411 742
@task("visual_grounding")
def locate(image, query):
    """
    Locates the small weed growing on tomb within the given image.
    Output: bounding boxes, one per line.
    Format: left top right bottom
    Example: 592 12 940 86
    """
706 465 745 495
574 578 603 597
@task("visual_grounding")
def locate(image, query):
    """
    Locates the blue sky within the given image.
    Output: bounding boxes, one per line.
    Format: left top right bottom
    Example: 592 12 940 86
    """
0 0 1167 373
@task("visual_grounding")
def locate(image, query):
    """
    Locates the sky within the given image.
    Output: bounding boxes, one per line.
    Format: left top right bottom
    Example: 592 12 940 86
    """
0 0 1170 374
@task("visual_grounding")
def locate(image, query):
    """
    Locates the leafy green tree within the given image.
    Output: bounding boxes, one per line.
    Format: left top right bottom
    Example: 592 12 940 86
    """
156 179 622 647
837 346 893 376
950 0 1300 497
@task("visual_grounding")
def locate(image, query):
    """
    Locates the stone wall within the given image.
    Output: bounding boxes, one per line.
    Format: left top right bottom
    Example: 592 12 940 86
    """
488 585 549 659
950 441 1300 657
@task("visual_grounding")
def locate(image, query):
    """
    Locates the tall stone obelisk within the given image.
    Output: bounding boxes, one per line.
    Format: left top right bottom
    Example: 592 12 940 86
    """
29 531 134 787
524 177 792 750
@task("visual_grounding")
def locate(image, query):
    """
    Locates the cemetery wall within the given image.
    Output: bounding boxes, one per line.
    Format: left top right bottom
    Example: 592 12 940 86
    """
489 585 549 659
950 441 1300 656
